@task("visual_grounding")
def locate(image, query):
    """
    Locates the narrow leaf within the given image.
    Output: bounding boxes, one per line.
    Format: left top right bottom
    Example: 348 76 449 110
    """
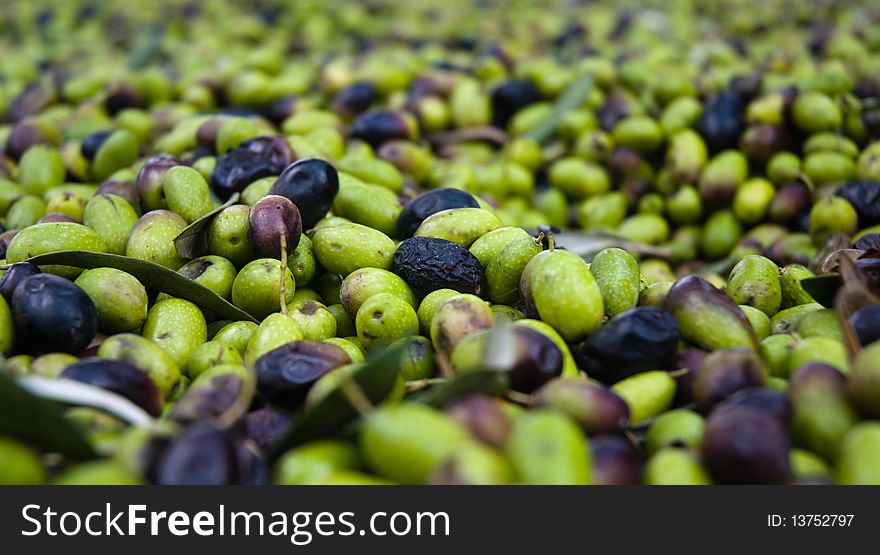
524 74 594 144
25 250 258 323
0 372 96 460
173 193 240 259
553 230 674 259
268 344 404 460
412 371 509 408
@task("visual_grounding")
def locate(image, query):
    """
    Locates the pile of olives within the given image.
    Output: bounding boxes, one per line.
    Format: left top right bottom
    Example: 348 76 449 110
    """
2 0 880 485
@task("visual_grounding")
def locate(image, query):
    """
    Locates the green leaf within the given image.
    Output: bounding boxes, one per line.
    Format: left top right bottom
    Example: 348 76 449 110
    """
554 230 675 259
25 250 258 323
0 372 96 460
524 74 594 144
268 344 404 460
411 371 509 408
173 193 240 259
801 274 841 308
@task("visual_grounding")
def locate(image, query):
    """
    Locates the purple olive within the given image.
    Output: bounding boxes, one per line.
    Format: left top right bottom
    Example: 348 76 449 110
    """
255 340 351 408
11 274 97 355
245 408 292 451
247 195 302 257
211 136 294 201
60 358 162 416
693 348 765 413
0 261 40 303
444 395 512 450
702 406 791 484
534 378 630 435
591 435 643 485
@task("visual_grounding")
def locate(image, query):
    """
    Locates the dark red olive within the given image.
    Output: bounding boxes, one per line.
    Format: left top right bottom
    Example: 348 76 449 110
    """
255 340 351 408
8 81 55 123
268 158 340 229
4 121 54 160
739 124 790 163
60 358 162 416
0 230 18 258
155 422 242 485
211 136 295 200
0 262 40 303
11 274 98 355
332 82 377 118
693 348 765 413
247 195 303 257
712 387 792 427
396 188 479 238
502 327 565 393
444 395 512 450
349 109 412 148
534 378 630 434
672 348 708 406
702 406 791 484
80 130 113 162
590 435 643 485
135 154 180 207
244 408 292 451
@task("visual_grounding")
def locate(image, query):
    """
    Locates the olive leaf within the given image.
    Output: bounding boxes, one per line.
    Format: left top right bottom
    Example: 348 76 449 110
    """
524 73 594 144
24 250 258 323
801 274 841 308
553 230 674 259
0 372 96 460
411 371 509 408
267 343 405 460
173 193 240 259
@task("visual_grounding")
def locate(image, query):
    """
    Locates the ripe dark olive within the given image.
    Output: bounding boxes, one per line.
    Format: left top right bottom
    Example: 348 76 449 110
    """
349 109 412 148
268 158 339 229
577 307 681 384
534 378 630 434
739 124 790 163
245 407 292 451
702 406 791 484
490 79 542 128
104 85 143 116
60 358 162 416
713 387 792 428
696 92 745 154
392 236 484 296
590 435 643 485
837 180 880 227
263 96 300 126
769 182 811 224
211 136 295 200
597 92 633 131
671 348 707 406
136 154 180 205
155 422 245 485
0 230 18 258
255 340 351 408
444 395 512 450
850 304 880 346
0 261 40 303
4 121 53 161
168 375 245 424
332 81 377 118
854 233 880 252
247 195 303 257
692 348 765 413
396 188 480 238
11 274 98 355
502 327 564 393
95 181 140 208
80 130 113 161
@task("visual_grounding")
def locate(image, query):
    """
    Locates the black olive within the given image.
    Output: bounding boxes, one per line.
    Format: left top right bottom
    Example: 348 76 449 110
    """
60 358 162 416
702 406 791 484
332 81 377 118
349 109 412 148
155 422 243 485
769 182 811 224
504 327 564 393
104 85 143 116
255 340 351 408
80 130 113 162
712 387 792 427
392 236 484 296
0 261 40 303
590 435 643 485
11 273 97 354
0 230 18 258
696 92 745 154
490 79 542 128
268 158 339 229
850 303 880 346
837 180 880 227
692 348 765 413
263 96 300 126
577 307 681 384
396 188 479 238
244 407 292 451
211 136 294 201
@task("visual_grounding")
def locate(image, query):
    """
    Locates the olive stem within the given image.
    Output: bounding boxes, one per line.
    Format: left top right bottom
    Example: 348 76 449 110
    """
504 390 534 406
405 377 447 393
623 428 645 456
279 232 288 316
668 368 690 379
435 351 455 379
337 373 375 417
547 234 556 252
797 171 816 193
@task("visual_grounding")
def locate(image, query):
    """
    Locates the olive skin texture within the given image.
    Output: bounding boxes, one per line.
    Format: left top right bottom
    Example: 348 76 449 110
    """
211 136 294 201
696 92 745 154
702 406 791 485
61 358 162 416
590 435 643 485
577 307 681 384
392 236 484 297
255 340 351 408
247 194 303 257
396 188 480 239
11 274 97 355
269 158 340 229
0 262 40 303
349 109 413 148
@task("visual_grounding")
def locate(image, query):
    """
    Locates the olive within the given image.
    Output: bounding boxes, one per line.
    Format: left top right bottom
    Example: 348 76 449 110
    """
853 234 880 252
332 82 377 118
0 230 18 259
11 274 97 354
392 236 484 296
444 395 512 450
577 307 681 384
136 154 180 211
168 373 245 424
590 435 642 485
349 109 413 148
0 262 40 303
95 179 140 209
247 194 303 257
850 304 880 347
60 358 162 416
693 348 765 413
712 387 792 428
254 340 351 408
671 348 707 406
269 158 340 229
104 85 143 116
695 92 745 153
245 408 293 451
211 136 294 200
155 422 265 485
80 130 113 161
702 406 791 484
490 79 543 128
397 188 480 239
837 180 880 227
4 121 54 161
